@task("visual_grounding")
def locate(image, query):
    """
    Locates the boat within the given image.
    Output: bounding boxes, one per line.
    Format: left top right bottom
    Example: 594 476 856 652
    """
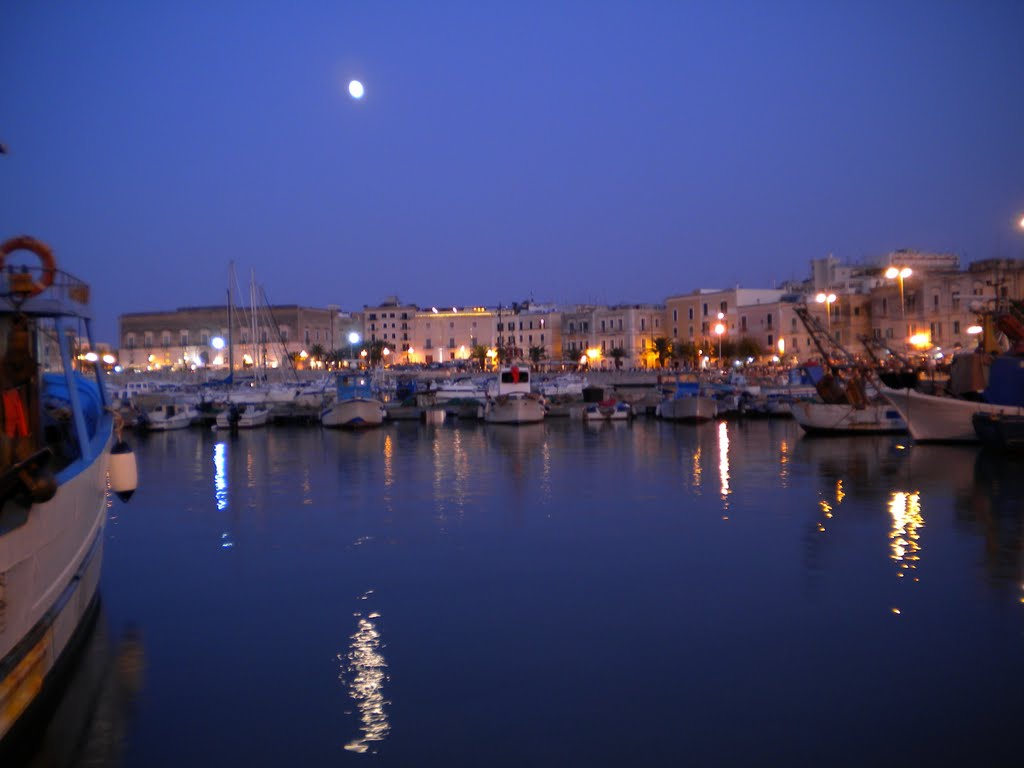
972 411 1024 450
431 376 491 403
484 365 545 424
791 400 907 435
320 373 386 428
0 236 137 750
881 351 1024 443
215 402 271 429
656 380 717 422
582 397 632 421
536 373 588 398
136 402 199 431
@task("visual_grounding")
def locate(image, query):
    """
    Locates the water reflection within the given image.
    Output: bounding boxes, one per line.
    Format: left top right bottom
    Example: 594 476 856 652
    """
338 594 390 754
888 490 923 577
717 421 731 507
959 449 1024 585
18 608 144 768
212 441 234 548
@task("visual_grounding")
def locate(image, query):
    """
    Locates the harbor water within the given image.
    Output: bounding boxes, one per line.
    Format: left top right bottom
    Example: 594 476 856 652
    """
24 418 1024 766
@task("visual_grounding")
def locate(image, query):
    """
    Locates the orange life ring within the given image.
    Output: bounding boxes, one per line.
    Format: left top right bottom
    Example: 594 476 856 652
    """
0 235 57 297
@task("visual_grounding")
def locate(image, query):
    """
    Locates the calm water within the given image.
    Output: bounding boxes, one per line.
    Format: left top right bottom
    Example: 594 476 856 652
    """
27 418 1024 766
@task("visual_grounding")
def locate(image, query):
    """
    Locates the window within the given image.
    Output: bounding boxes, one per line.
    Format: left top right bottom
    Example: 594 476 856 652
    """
449 338 455 348
673 309 678 322
162 333 171 347
933 295 939 309
126 334 136 349
144 333 153 347
261 330 269 343
702 303 708 316
641 318 646 330
767 334 773 346
425 338 432 349
953 321 960 334
601 320 606 332
688 308 694 320
281 328 289 342
952 292 961 309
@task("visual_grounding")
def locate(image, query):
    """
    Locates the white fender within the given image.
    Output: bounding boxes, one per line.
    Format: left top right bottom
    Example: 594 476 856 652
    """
109 440 138 502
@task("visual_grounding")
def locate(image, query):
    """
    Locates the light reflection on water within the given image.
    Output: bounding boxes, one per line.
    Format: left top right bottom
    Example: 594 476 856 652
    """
72 420 1024 766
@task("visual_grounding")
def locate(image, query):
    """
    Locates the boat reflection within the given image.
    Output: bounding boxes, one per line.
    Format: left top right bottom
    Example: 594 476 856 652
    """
14 606 144 768
339 596 390 754
958 449 1024 584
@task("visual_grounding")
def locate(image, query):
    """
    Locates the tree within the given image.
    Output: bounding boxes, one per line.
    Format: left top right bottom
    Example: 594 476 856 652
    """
470 344 490 369
308 343 326 366
608 346 627 370
735 336 764 361
652 337 673 368
366 339 388 366
674 340 700 368
528 345 546 366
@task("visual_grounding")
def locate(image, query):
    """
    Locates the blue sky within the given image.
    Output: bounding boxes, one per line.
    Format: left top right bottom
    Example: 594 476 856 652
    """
4 1 1023 341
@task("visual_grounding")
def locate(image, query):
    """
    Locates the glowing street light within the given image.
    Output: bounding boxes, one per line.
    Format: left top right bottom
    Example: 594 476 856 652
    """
885 266 912 318
348 331 361 362
815 292 837 333
714 322 725 364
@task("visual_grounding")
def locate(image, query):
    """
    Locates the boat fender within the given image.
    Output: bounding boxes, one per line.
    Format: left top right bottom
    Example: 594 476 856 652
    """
0 235 57 297
109 439 138 502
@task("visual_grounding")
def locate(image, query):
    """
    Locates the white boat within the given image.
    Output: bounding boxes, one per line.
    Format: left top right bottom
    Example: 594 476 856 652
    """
137 402 199 431
880 350 1024 443
880 386 1024 443
656 381 717 422
790 401 907 435
582 397 632 421
536 373 588 398
431 376 491 403
216 403 271 429
0 236 137 747
484 365 545 424
321 374 386 428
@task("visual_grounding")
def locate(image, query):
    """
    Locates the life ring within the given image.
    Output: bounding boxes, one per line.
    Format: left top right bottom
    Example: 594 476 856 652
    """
0 236 57 297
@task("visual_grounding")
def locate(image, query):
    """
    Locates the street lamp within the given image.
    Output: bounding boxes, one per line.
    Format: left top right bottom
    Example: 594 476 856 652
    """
348 331 360 364
885 267 912 318
815 292 837 333
713 322 725 364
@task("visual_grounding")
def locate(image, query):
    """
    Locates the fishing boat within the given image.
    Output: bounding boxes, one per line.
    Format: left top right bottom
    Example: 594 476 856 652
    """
320 373 386 428
656 380 717 422
484 365 545 424
0 236 137 750
876 305 1024 442
582 397 632 421
215 402 271 429
790 400 907 435
136 402 199 431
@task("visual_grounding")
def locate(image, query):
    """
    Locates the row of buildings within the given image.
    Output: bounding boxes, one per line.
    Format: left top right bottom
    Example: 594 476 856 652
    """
116 250 1024 372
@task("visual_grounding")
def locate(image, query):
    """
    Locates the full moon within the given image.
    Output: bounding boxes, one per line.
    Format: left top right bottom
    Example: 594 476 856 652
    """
348 80 365 99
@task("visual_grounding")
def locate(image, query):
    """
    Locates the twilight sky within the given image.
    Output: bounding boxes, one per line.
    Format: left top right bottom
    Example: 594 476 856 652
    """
4 1 1023 342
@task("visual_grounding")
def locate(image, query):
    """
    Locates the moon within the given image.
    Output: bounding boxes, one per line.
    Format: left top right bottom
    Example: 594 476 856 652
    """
348 80 365 100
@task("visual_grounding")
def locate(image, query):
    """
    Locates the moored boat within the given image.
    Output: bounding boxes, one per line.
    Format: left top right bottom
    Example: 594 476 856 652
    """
0 236 137 750
582 397 632 421
320 373 386 429
656 380 717 422
136 402 199 431
215 402 271 429
973 411 1024 450
484 365 545 425
791 400 907 435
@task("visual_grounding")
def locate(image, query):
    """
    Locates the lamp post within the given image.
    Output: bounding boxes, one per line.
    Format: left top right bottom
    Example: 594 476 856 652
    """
885 267 912 318
815 292 837 334
348 331 360 366
714 322 725 365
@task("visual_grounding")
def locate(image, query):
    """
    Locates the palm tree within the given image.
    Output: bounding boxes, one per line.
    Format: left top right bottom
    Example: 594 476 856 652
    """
308 343 326 367
470 344 490 369
366 339 388 366
608 346 627 370
674 340 700 368
652 336 673 368
528 345 546 367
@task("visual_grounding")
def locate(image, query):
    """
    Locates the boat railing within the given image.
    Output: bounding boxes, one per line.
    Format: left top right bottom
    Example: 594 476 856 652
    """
1 265 92 315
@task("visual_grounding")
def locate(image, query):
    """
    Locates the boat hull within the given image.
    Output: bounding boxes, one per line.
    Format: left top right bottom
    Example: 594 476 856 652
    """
881 386 1024 443
657 396 717 422
1 438 111 745
972 412 1024 450
484 395 545 424
321 398 386 428
791 401 907 435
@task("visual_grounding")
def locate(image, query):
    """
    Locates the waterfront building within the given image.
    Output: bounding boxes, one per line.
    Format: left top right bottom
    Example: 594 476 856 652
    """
587 304 665 369
118 305 339 371
409 305 493 365
363 296 418 354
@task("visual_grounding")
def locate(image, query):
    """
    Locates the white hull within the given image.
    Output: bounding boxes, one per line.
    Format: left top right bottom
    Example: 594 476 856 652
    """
321 398 386 428
1 436 111 743
582 402 632 421
140 404 198 431
485 394 545 424
657 396 717 422
880 387 1024 443
215 405 270 429
791 401 907 435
